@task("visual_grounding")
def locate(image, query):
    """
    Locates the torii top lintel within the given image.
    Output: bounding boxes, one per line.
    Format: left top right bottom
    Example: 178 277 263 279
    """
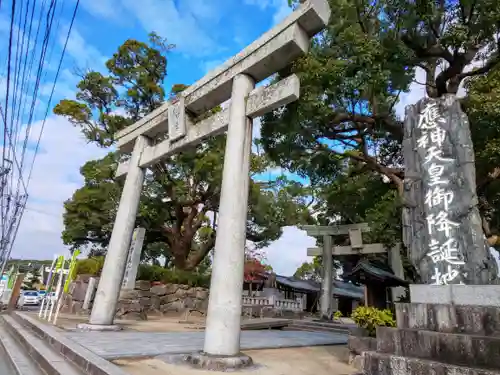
300 223 371 237
114 0 331 153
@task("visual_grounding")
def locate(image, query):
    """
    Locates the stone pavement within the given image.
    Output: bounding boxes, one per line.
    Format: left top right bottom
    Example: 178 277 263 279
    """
63 330 348 359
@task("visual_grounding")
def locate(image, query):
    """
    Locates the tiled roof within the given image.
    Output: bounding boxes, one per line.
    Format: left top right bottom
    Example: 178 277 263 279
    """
344 260 408 286
274 274 364 300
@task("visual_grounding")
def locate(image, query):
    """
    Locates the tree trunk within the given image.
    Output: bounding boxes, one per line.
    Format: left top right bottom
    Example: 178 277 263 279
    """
402 95 498 285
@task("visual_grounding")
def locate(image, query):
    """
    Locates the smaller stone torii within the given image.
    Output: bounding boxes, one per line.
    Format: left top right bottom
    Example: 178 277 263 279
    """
302 223 405 318
79 0 331 369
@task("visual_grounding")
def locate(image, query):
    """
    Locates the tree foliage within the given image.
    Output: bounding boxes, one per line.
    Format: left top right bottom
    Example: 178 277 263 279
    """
22 268 41 290
293 255 344 282
262 0 500 245
463 65 500 246
244 258 267 282
294 256 323 282
55 33 312 270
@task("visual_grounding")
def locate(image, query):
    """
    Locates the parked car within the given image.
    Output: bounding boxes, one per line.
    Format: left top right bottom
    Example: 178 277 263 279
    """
17 290 40 307
43 292 57 306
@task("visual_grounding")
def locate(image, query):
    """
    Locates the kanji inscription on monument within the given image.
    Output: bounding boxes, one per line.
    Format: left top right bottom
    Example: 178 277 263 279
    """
402 95 498 285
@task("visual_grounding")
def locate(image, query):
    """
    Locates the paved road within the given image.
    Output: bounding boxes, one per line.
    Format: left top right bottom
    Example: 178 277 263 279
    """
17 305 41 312
65 330 349 359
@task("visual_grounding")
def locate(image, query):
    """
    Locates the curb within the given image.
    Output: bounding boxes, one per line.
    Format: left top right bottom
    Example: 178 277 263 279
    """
1 314 80 374
11 312 130 375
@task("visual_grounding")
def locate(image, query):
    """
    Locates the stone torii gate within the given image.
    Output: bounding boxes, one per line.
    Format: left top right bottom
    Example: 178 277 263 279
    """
80 0 331 369
302 223 405 318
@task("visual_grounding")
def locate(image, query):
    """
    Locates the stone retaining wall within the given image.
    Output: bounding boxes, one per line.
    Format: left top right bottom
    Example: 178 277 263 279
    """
117 280 209 320
61 274 97 315
61 276 209 320
348 331 377 370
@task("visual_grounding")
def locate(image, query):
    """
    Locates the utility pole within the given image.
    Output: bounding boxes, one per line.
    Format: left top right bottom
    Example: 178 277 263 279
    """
0 194 27 277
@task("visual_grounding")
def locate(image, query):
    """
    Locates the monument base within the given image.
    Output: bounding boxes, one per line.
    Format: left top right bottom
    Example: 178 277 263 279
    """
409 284 500 306
181 351 254 371
362 286 500 374
318 314 332 321
76 323 123 332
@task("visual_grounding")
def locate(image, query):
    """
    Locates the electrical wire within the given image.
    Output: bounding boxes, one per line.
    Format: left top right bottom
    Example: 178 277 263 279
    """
0 0 80 274
27 0 79 186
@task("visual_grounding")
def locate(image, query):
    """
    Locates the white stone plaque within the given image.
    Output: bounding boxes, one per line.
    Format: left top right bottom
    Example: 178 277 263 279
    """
168 97 189 141
121 227 146 289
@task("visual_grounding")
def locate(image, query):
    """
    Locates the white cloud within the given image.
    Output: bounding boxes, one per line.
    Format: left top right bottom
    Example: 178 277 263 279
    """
395 53 491 119
79 0 235 57
179 0 224 23
243 0 271 10
490 247 500 276
201 59 226 75
78 0 128 22
9 115 107 260
119 0 219 57
243 0 291 26
61 26 108 71
394 67 427 119
264 226 316 275
1 19 109 261
272 1 292 25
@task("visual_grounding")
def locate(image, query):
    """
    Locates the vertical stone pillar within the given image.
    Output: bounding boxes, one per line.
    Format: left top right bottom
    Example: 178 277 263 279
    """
84 136 148 328
82 277 97 310
7 273 24 311
203 74 255 357
121 227 146 290
320 234 333 319
389 244 406 301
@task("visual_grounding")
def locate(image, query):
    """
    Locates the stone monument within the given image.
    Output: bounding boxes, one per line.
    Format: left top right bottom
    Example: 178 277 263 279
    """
361 95 500 375
79 0 331 370
402 95 498 285
121 227 146 290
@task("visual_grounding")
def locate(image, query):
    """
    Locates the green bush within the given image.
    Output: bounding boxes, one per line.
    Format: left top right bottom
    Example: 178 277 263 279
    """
333 310 343 320
136 264 211 288
75 257 211 288
351 306 396 337
75 257 105 276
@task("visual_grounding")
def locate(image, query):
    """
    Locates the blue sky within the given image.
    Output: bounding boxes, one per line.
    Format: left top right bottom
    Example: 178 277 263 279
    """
0 0 325 276
2 0 487 276
71 0 292 96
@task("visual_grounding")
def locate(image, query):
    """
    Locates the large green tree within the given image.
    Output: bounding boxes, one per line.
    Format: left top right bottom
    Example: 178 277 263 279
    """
261 0 500 245
56 33 312 270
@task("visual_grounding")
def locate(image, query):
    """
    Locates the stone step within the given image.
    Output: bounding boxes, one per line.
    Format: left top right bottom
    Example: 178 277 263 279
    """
11 312 130 375
298 319 349 327
396 303 500 336
1 314 84 375
286 321 350 334
291 320 352 329
0 319 44 375
363 350 500 375
283 325 348 334
377 326 500 371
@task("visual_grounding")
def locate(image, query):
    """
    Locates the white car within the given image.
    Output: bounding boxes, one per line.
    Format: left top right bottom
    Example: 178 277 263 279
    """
17 290 40 307
43 292 57 306
38 290 47 301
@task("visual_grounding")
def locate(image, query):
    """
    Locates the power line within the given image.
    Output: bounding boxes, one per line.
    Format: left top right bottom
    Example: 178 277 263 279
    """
27 0 80 186
0 0 81 273
24 206 61 217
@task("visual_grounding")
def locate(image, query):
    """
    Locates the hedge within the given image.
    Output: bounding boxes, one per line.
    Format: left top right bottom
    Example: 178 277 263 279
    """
75 257 210 288
75 257 105 276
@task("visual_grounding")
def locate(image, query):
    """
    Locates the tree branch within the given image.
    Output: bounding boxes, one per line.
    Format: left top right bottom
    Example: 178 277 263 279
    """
184 233 216 271
456 55 500 81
